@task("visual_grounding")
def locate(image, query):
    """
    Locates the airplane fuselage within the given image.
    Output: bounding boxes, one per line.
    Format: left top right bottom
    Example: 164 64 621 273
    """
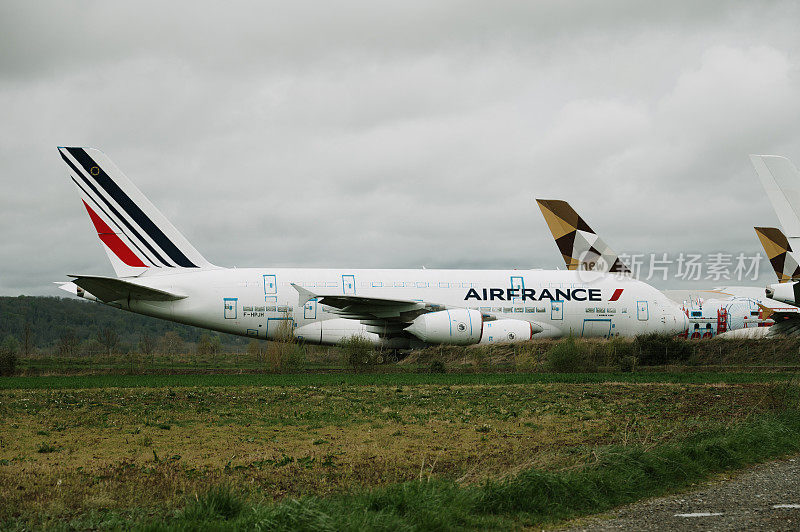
85 268 687 346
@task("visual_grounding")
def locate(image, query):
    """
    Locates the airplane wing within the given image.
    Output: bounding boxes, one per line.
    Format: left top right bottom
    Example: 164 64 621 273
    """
293 283 441 321
755 302 800 337
67 275 186 303
290 284 527 339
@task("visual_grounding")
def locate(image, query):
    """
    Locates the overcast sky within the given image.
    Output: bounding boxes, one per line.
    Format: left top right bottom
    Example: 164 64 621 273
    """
2 1 800 295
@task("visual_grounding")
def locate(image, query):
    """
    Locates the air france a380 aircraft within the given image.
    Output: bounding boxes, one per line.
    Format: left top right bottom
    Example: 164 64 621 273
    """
56 147 687 347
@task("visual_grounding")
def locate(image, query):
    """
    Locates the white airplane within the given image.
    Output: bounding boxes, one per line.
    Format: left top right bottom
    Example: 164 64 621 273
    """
56 147 687 347
536 199 799 338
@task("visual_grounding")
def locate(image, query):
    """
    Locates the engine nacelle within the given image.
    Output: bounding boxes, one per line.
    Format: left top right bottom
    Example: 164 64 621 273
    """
404 309 483 345
294 318 382 345
767 282 798 305
479 319 534 344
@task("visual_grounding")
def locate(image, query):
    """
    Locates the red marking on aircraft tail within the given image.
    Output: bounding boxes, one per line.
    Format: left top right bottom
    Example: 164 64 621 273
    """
609 288 624 301
82 200 148 268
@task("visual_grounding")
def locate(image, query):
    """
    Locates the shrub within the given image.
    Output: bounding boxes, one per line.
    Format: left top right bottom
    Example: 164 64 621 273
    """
429 360 446 373
341 336 380 372
0 335 19 376
183 485 244 521
247 339 265 361
546 336 596 373
265 340 306 373
633 333 691 366
595 337 636 371
78 339 103 357
196 333 222 356
160 331 184 355
618 355 638 373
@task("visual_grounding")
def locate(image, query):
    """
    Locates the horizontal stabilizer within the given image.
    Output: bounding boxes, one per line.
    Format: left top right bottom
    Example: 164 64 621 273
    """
68 275 186 303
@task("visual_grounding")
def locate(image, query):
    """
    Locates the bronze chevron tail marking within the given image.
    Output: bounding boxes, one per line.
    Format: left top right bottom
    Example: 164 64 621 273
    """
754 226 800 282
536 199 630 274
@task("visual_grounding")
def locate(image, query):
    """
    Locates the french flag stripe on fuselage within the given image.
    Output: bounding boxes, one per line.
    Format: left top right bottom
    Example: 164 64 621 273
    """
609 288 624 301
65 148 198 267
60 150 173 267
70 176 158 266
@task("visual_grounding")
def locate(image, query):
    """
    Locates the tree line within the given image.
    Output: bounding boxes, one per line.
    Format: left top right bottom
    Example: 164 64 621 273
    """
0 296 248 355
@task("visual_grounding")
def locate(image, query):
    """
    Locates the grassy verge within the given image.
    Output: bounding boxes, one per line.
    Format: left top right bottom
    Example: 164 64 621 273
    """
10 408 800 530
201 410 800 530
1 371 797 390
1 378 798 529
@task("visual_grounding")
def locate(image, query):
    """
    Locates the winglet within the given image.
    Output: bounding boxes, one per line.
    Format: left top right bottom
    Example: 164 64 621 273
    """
291 283 318 306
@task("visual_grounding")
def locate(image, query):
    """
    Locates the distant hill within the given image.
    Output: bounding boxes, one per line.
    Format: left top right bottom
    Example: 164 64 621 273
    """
0 296 248 352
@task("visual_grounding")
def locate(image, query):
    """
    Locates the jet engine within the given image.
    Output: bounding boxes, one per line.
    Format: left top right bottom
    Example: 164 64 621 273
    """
479 319 535 344
766 282 800 305
404 309 483 345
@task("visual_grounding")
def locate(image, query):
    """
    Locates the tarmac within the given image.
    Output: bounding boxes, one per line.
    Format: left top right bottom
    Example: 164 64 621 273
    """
564 455 800 531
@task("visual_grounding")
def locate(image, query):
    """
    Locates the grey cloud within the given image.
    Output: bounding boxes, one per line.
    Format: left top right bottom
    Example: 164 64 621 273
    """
1 1 800 295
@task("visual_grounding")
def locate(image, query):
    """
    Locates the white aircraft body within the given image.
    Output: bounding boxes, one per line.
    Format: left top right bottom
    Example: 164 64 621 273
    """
57 147 687 347
536 199 800 338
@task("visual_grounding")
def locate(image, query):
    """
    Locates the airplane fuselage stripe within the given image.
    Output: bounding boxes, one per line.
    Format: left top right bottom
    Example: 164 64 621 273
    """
65 148 197 268
60 151 173 267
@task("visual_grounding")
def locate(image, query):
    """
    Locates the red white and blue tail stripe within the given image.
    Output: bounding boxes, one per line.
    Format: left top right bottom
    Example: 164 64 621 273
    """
58 147 214 277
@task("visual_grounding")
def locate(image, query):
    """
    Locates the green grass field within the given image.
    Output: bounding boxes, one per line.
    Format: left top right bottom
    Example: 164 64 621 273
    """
1 372 799 530
1 371 797 390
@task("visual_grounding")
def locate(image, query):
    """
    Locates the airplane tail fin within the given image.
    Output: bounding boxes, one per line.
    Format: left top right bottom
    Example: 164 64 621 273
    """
536 199 630 273
754 226 800 283
58 147 214 277
750 155 800 246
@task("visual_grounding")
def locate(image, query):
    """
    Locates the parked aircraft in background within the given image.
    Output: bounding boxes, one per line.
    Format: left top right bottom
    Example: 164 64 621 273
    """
536 199 799 338
751 155 800 308
56 147 687 347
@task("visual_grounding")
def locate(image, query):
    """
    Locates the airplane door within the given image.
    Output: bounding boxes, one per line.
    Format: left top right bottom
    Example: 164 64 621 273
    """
343 274 356 295
304 298 317 320
582 319 611 338
264 274 277 295
223 298 237 319
510 276 524 304
637 301 649 321
551 300 563 320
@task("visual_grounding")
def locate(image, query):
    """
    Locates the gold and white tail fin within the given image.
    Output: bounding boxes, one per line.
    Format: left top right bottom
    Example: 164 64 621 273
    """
536 199 630 273
754 226 800 283
750 155 800 251
58 147 214 277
